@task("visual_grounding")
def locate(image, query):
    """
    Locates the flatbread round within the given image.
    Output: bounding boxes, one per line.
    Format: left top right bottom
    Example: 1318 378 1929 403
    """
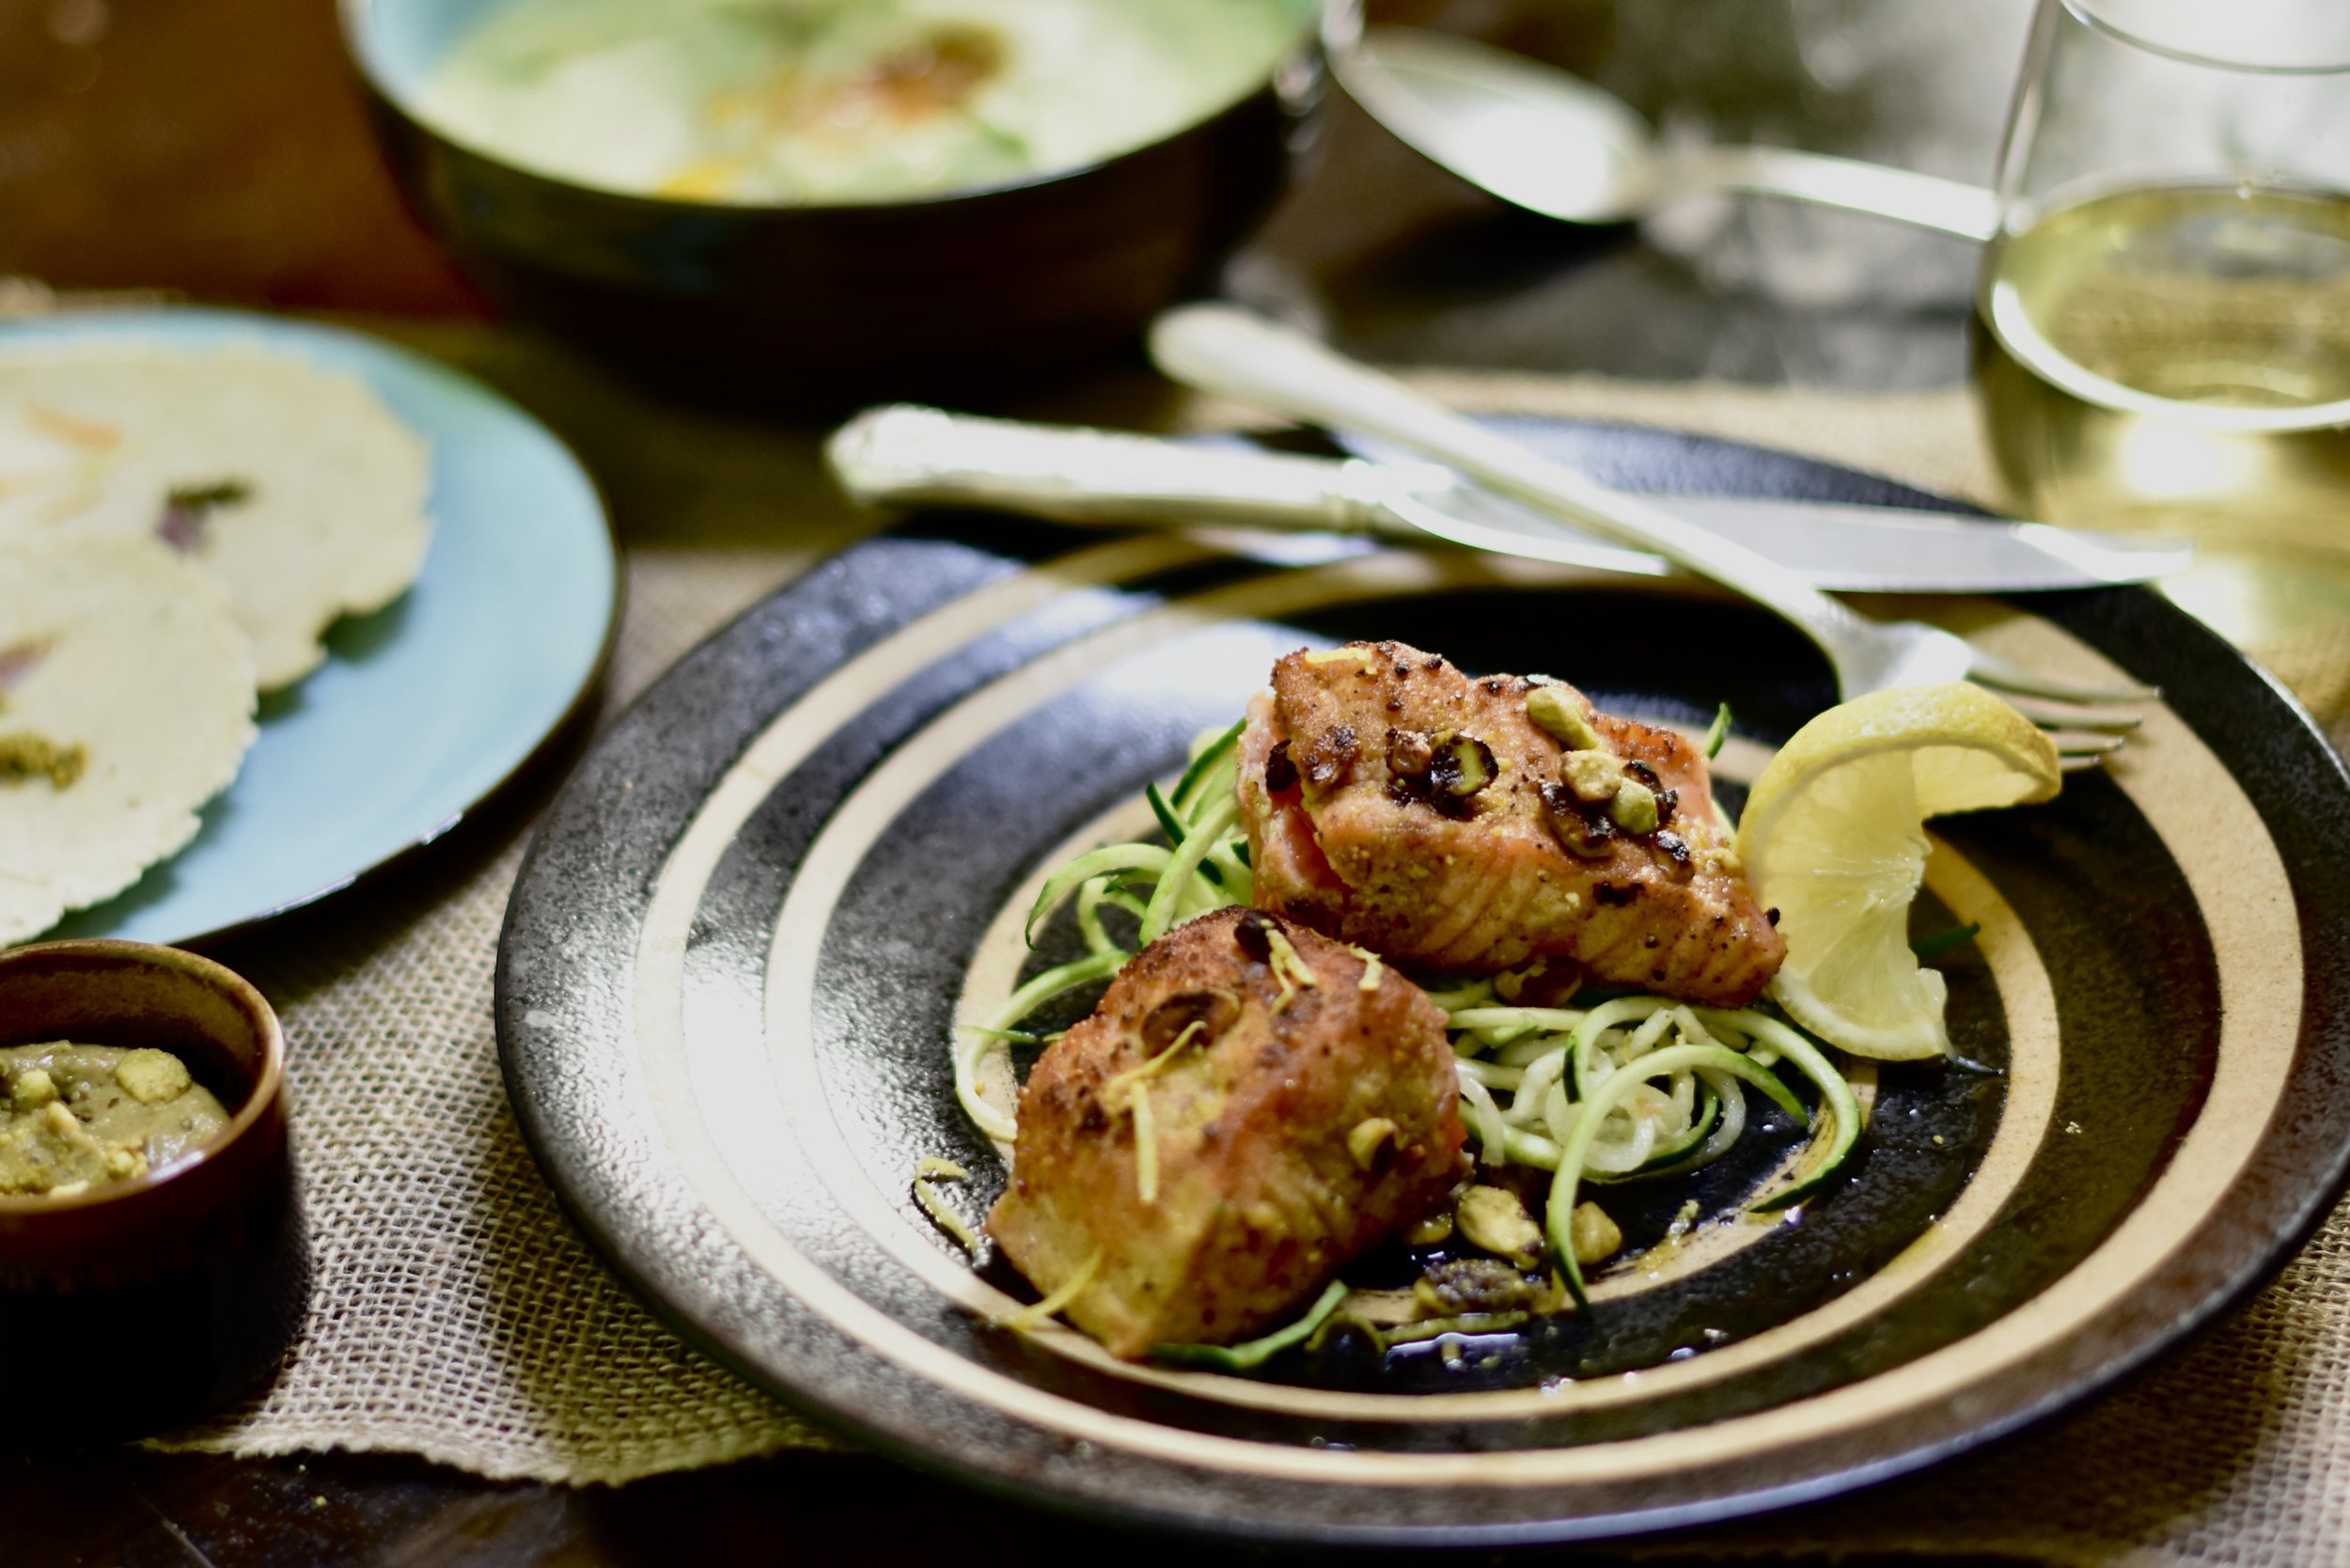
0 538 258 945
0 343 432 689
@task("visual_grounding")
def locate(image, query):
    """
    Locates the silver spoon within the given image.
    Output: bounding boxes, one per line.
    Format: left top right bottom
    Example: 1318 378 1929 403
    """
1333 24 2000 243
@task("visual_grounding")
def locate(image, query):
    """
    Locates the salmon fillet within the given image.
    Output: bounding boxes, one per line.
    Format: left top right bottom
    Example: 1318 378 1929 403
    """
1236 640 1785 1005
987 906 1465 1358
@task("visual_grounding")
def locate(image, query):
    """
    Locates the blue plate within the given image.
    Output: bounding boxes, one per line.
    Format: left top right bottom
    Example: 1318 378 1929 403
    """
2 307 617 946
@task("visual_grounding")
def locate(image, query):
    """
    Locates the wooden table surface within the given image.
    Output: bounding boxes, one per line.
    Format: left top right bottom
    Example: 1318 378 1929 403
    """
1 3 2019 1562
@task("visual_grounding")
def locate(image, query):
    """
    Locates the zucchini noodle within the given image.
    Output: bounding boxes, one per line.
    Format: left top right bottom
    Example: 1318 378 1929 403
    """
995 1247 1102 1334
912 1158 980 1255
958 722 1253 1140
1152 1279 1351 1371
1446 991 1864 1304
1547 1043 1802 1305
955 948 1121 1140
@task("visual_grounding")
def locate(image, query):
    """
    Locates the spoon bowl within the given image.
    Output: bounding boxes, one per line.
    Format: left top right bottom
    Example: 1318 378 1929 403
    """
1335 25 1999 242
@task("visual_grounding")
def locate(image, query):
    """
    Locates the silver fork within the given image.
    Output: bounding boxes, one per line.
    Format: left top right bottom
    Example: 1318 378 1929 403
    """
1148 306 2154 769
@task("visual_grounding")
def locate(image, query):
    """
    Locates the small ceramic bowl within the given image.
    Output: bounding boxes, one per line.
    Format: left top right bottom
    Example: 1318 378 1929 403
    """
0 941 306 1441
339 0 1340 410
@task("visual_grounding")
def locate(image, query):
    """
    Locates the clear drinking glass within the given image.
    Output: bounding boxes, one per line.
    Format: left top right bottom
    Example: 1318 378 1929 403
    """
1975 0 2350 613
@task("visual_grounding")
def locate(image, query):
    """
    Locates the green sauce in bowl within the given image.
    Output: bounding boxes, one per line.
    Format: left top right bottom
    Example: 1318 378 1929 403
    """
415 0 1315 206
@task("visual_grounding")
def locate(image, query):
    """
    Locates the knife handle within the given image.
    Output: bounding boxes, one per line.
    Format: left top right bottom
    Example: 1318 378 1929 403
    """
825 404 1410 535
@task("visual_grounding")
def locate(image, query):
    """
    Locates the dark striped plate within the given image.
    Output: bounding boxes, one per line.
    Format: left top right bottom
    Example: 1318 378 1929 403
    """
495 420 2350 1544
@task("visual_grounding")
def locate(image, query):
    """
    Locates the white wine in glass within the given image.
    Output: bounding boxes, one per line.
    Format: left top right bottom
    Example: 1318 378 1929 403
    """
1977 0 2350 646
1976 182 2350 554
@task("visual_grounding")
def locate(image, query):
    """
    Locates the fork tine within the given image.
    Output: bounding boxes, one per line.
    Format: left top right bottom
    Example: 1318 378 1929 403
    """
1966 647 2161 704
2057 753 2109 773
2045 730 2129 758
2001 692 2146 730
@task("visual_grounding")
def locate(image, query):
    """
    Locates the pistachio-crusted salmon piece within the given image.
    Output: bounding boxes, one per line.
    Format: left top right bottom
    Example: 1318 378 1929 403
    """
987 906 1465 1358
1235 640 1785 1005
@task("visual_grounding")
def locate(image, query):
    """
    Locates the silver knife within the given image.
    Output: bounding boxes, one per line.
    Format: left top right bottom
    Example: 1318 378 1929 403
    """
825 404 2189 592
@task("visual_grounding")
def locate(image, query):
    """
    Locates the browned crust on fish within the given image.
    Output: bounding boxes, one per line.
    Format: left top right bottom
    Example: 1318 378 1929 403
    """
987 907 1466 1358
1237 640 1785 1005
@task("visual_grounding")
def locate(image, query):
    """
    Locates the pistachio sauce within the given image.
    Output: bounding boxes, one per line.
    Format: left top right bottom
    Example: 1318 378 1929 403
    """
0 1043 230 1198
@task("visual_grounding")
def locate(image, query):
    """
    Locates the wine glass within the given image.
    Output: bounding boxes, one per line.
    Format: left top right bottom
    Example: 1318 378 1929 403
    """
1975 0 2350 648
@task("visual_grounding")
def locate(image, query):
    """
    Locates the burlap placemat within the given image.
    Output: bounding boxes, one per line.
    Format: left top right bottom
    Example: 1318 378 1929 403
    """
139 321 2350 1563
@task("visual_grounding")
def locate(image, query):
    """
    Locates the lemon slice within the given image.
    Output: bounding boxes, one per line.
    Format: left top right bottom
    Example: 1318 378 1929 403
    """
1734 683 2061 1059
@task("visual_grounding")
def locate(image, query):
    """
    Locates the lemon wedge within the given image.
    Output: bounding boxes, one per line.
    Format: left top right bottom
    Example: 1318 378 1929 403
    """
1734 683 2061 1059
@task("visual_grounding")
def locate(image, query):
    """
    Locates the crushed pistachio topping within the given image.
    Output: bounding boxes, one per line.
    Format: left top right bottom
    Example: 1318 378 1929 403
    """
1456 1184 1545 1263
1569 1200 1623 1265
9 1069 57 1111
114 1048 193 1105
1431 732 1498 799
1346 1117 1400 1170
1608 777 1661 835
1560 748 1624 805
1526 684 1603 750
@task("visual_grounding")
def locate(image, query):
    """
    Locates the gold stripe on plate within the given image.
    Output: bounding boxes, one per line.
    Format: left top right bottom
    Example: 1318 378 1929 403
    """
629 535 1209 1199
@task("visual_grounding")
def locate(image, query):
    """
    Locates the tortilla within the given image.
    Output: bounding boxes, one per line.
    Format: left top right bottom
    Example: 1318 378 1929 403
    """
0 343 432 688
0 538 258 946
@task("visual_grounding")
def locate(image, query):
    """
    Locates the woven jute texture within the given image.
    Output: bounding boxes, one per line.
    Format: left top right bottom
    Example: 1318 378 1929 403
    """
146 322 2350 1563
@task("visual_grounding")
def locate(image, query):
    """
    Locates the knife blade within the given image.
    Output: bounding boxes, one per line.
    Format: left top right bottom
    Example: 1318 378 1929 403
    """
825 404 2189 592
